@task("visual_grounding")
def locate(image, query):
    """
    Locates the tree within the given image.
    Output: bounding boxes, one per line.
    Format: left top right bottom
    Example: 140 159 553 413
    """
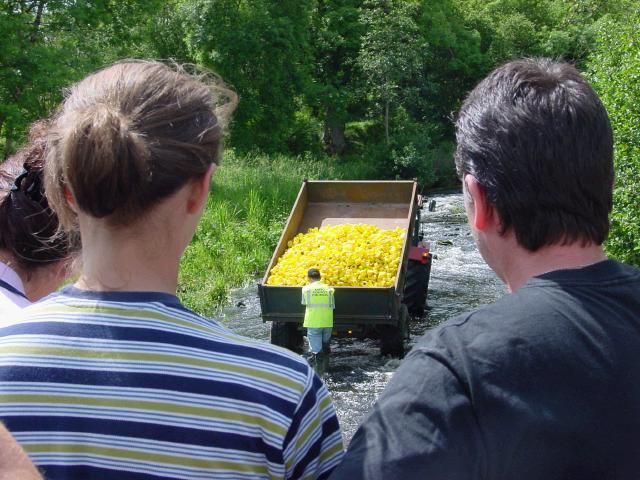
143 0 193 63
0 0 162 158
309 0 364 154
454 0 628 67
411 0 486 134
0 1 67 157
184 0 315 153
357 0 426 145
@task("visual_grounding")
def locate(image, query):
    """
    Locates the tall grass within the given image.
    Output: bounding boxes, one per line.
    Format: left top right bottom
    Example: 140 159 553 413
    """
178 150 376 315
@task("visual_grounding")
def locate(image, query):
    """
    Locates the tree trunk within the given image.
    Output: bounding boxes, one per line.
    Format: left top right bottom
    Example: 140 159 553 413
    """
30 0 45 41
323 106 346 155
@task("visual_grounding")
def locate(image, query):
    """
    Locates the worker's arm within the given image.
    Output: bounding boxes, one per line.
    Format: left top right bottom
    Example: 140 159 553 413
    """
0 423 42 480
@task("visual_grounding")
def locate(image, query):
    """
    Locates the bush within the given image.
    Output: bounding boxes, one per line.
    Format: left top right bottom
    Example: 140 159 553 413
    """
286 103 323 155
587 13 640 266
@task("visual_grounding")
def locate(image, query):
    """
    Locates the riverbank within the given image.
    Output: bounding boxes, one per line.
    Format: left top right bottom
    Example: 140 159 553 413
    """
177 151 379 315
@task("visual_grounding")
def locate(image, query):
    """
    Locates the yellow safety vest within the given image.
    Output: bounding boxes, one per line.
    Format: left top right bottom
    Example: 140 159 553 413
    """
302 281 335 328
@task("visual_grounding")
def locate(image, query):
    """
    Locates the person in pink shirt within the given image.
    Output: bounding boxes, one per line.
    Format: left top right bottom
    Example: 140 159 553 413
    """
0 122 78 319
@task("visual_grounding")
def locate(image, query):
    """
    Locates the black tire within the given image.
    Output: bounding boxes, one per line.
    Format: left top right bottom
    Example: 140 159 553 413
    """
403 259 430 317
271 322 304 353
380 305 408 358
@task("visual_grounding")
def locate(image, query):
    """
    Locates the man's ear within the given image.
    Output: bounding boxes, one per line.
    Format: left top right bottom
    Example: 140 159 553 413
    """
186 163 216 214
464 174 494 231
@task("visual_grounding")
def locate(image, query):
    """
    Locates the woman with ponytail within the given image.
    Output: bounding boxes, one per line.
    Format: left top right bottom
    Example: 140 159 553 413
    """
0 61 344 479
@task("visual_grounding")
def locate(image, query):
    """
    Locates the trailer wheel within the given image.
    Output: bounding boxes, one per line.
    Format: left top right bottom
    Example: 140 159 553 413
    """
271 322 304 354
403 258 431 317
380 305 409 358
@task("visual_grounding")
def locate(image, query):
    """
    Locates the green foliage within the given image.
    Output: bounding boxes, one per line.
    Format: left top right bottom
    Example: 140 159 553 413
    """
587 11 640 266
350 0 484 183
286 104 324 155
455 0 626 66
0 0 163 157
309 0 364 154
178 150 376 313
358 0 426 143
144 0 194 63
184 0 315 153
412 0 487 128
386 108 436 185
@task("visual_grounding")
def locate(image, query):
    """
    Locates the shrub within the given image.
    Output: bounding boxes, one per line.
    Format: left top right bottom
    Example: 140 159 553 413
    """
587 13 640 266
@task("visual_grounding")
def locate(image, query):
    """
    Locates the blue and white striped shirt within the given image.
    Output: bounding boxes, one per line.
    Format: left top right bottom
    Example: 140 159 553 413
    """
0 287 344 479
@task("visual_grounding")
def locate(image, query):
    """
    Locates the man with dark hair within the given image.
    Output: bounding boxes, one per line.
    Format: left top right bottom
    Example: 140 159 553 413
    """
330 58 640 479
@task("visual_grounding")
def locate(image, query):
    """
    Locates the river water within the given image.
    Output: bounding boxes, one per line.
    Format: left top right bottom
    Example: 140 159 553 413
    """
216 192 506 444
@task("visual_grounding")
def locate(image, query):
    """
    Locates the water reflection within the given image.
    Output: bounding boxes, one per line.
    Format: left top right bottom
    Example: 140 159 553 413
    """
218 193 506 444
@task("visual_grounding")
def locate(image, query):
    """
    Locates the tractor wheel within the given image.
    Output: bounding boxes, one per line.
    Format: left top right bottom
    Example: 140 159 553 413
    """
380 305 409 358
271 322 304 353
403 259 430 317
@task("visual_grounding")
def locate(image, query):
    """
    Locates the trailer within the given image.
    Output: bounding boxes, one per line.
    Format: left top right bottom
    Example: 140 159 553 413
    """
257 180 432 357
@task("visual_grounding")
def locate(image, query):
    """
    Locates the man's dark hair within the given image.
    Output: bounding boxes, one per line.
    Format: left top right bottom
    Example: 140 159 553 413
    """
455 57 614 251
308 268 321 280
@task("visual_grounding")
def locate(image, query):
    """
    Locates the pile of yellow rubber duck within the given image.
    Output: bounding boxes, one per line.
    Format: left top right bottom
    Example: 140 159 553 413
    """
266 224 404 287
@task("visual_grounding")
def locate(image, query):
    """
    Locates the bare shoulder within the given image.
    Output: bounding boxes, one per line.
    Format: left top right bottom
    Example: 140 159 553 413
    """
0 423 42 480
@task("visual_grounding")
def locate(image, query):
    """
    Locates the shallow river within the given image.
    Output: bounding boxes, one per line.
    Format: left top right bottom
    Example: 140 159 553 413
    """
216 192 506 444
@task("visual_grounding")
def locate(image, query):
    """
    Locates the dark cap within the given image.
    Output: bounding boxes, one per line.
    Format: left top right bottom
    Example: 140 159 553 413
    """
307 268 321 279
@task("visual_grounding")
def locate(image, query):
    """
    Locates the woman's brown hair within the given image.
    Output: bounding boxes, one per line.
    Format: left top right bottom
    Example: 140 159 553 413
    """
45 60 237 230
0 122 76 270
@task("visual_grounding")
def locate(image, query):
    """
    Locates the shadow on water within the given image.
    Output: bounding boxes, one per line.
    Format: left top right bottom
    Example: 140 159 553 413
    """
218 192 506 445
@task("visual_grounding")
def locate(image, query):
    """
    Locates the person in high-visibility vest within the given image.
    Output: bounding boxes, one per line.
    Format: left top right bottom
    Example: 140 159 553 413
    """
302 268 335 375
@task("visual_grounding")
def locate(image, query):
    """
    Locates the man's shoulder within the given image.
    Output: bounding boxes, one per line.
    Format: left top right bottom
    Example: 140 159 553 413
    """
318 282 334 291
416 275 584 340
528 259 640 289
412 260 640 366
409 288 553 362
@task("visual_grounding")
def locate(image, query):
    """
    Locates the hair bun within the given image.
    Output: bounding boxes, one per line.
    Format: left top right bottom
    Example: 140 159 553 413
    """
45 61 236 229
62 102 150 221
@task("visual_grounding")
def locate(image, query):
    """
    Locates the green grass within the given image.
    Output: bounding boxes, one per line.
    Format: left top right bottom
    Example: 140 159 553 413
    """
177 150 377 315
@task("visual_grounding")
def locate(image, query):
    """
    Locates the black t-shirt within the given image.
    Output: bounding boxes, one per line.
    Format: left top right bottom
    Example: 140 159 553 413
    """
331 260 640 480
